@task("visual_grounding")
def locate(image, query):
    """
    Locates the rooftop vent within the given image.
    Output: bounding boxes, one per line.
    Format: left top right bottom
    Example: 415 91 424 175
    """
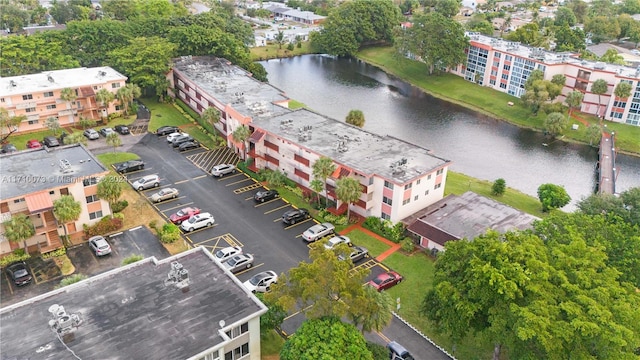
594 62 606 70
47 75 54 83
9 80 16 87
165 261 190 291
390 158 408 175
98 70 107 77
48 304 83 341
59 159 72 174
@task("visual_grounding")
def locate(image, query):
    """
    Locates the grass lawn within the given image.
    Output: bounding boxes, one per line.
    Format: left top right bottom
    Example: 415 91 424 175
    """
261 330 285 359
288 99 306 109
445 171 547 218
250 42 315 61
96 152 141 167
144 98 192 132
345 229 391 258
357 46 640 155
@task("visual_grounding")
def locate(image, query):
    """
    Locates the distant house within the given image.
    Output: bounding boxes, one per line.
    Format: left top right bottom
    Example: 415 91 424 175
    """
403 191 539 251
263 4 326 25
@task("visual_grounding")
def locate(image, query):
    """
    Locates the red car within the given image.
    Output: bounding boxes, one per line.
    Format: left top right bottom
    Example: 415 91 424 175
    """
26 139 42 149
169 207 201 225
368 271 403 292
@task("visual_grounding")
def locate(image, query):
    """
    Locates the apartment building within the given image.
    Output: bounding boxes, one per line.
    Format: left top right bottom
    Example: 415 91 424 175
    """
0 67 127 134
451 33 640 126
0 247 268 360
167 56 451 222
0 144 111 255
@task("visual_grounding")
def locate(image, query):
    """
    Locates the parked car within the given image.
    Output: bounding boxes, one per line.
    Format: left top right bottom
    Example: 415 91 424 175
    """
178 140 200 152
114 125 130 135
211 164 236 177
302 222 335 243
324 235 351 250
387 341 415 360
88 235 112 256
169 206 201 225
223 254 254 274
1 143 17 154
131 174 160 191
338 246 369 263
180 212 214 232
150 188 179 203
115 160 144 173
166 132 184 143
83 128 100 140
157 126 179 136
368 271 403 292
99 128 116 137
243 270 278 293
254 189 279 203
281 208 310 225
26 139 42 149
214 246 243 263
171 134 194 148
42 136 60 147
5 261 33 286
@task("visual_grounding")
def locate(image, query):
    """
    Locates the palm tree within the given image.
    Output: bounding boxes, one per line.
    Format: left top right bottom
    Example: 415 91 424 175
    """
591 79 608 119
106 132 121 153
63 132 88 146
116 84 141 116
3 213 35 250
274 31 286 49
335 176 362 219
345 110 365 128
543 112 569 137
53 195 81 246
232 124 251 160
586 125 602 146
60 88 77 123
310 179 324 206
201 107 221 137
614 81 632 102
45 116 60 135
312 157 336 207
95 88 115 119
564 90 584 121
97 176 123 217
351 285 394 334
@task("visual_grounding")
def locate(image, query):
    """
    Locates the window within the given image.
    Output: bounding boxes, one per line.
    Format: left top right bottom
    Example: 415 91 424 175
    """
49 190 55 195
28 120 38 125
427 174 431 180
111 82 121 89
416 179 421 185
200 350 220 360
14 198 25 203
383 196 392 205
436 169 444 175
86 195 98 203
404 183 412 190
43 91 54 98
384 180 394 189
490 79 496 85
503 65 511 71
89 210 103 220
25 107 36 113
22 94 33 100
402 199 410 205
381 212 390 220
83 177 98 186
414 195 419 201
93 86 98 90
434 183 442 189
224 343 249 360
424 190 430 196
225 323 249 338
1 98 4 102
500 83 507 89
46 104 57 110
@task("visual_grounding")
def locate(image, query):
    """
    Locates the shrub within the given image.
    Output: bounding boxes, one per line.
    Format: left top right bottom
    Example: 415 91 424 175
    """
42 247 67 260
401 238 415 253
112 212 125 221
362 217 405 243
160 223 181 243
149 220 159 231
111 200 129 213
57 274 87 288
0 250 31 268
367 342 389 360
84 217 123 238
492 178 506 196
122 254 144 265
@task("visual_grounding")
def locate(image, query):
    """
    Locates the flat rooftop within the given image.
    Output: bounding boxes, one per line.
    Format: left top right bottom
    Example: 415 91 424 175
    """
0 144 108 200
0 66 126 97
408 191 539 240
0 247 266 360
172 56 291 119
254 109 451 184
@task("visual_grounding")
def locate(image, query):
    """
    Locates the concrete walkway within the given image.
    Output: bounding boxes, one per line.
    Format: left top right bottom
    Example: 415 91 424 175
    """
340 222 402 262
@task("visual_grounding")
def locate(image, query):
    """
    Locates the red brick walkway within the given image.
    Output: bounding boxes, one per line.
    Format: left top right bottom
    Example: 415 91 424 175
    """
570 113 591 127
340 223 402 262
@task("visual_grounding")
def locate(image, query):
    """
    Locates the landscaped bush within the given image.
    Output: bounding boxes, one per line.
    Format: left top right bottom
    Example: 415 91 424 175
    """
42 247 67 260
317 209 349 226
362 216 405 243
57 274 87 288
0 249 31 268
401 238 415 253
149 220 159 232
111 200 129 213
160 223 181 244
285 184 303 198
83 217 123 238
122 254 144 265
112 212 125 221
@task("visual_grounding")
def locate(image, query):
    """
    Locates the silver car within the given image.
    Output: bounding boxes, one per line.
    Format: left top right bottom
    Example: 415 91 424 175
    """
302 222 335 243
211 164 236 177
223 254 254 274
150 188 179 202
324 235 351 250
131 175 160 191
88 236 112 256
83 128 99 140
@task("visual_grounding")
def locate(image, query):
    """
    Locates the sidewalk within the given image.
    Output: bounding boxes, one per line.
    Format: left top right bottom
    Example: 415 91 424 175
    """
340 222 402 262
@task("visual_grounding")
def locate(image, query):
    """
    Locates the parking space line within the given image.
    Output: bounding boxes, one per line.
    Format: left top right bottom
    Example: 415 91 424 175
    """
150 196 186 206
160 201 194 213
284 219 314 228
174 179 190 185
193 175 207 180
264 204 290 214
120 167 152 176
126 172 158 182
139 184 173 193
254 198 281 207
4 273 14 294
222 175 249 185
234 263 264 276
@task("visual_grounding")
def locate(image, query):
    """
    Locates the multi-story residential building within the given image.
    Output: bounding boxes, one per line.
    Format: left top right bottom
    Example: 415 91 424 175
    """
450 32 640 126
167 56 451 222
0 144 111 256
0 67 127 135
0 246 268 360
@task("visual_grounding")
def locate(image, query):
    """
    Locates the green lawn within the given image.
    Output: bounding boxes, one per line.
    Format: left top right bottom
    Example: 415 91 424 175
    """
250 41 315 61
357 46 640 155
345 229 390 258
96 152 140 167
144 99 192 132
261 329 285 356
288 99 306 109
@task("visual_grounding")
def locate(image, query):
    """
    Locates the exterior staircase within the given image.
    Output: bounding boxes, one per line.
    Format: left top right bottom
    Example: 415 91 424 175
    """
41 230 63 253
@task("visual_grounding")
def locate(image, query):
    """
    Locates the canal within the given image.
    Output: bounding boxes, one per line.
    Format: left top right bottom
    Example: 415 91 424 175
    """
261 55 640 210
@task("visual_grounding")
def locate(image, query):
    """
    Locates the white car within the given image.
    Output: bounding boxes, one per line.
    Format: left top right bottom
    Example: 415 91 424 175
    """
167 132 184 143
243 271 278 293
211 164 236 177
223 254 254 274
214 246 242 262
132 174 160 191
180 212 215 232
324 235 351 250
302 222 335 243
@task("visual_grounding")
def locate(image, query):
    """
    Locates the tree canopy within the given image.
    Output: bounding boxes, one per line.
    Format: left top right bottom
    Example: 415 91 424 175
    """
537 183 571 211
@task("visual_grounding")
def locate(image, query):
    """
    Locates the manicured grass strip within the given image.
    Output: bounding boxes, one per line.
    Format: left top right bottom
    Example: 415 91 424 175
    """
250 41 315 61
96 152 140 167
288 99 306 109
445 170 547 218
144 99 192 132
345 229 391 258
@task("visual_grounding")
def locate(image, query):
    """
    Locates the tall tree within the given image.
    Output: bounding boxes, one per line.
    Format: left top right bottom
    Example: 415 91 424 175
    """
274 31 286 50
95 89 115 119
106 132 121 153
335 176 362 219
201 107 220 137
45 117 61 136
3 213 35 250
585 16 621 44
434 0 461 18
312 157 336 206
348 285 394 334
537 183 571 211
63 132 88 146
543 112 569 138
116 83 141 116
590 79 608 118
59 88 77 123
310 179 324 206
97 176 123 217
564 90 584 120
280 317 373 360
614 81 633 100
232 124 251 160
53 195 82 245
0 35 80 76
345 109 365 128
0 107 26 143
554 7 577 27
585 124 602 146
522 70 563 115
